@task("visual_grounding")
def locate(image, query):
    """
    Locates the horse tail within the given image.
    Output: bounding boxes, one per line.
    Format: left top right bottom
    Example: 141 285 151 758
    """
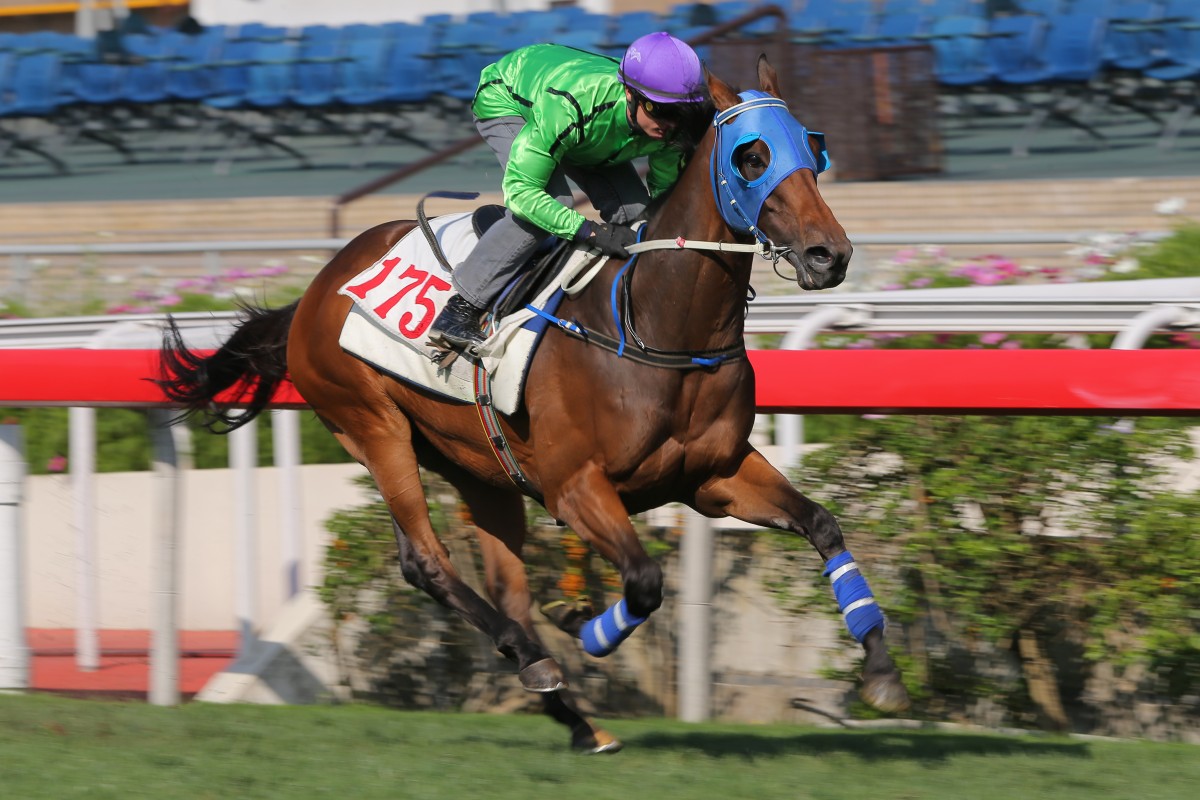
157 300 298 433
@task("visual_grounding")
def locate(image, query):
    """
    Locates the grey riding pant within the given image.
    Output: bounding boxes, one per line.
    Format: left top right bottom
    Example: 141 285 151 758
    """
451 115 650 309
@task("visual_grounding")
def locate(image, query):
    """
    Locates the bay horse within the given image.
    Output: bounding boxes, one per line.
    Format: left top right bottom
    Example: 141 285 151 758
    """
159 58 909 752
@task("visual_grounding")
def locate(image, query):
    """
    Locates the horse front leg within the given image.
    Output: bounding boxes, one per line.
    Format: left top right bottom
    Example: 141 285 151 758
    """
693 448 911 714
544 461 663 658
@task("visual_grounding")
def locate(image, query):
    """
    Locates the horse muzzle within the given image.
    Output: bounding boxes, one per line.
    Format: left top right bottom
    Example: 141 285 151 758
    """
785 240 851 291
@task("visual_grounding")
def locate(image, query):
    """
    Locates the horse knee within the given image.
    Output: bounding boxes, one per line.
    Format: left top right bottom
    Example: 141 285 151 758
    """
624 559 664 618
808 502 845 557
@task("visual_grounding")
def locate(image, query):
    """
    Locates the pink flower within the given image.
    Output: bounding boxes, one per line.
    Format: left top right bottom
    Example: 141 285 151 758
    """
980 332 1006 346
47 454 67 473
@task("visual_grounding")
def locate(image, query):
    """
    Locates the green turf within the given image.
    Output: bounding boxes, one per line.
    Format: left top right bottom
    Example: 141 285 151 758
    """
0 694 1196 799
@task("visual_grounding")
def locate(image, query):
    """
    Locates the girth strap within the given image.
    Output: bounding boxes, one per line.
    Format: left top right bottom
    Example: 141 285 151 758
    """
472 349 543 504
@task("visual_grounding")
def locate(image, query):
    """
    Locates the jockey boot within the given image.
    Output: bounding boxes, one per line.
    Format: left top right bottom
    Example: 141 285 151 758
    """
428 293 485 351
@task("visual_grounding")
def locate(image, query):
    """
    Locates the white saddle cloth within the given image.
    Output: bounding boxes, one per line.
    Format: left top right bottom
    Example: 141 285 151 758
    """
337 212 607 415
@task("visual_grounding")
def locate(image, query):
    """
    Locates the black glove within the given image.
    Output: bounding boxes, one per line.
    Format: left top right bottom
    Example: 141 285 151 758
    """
576 221 637 259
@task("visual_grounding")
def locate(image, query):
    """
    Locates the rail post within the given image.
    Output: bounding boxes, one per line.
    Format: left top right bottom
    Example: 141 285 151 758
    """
0 424 30 691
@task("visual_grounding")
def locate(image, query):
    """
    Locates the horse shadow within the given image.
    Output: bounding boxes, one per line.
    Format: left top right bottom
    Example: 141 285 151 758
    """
622 728 1092 763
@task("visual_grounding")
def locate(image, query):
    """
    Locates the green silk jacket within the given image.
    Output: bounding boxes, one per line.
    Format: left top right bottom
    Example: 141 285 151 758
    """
472 44 688 239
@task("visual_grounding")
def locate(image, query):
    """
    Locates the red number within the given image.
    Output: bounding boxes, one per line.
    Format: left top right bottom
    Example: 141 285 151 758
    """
345 259 453 340
399 274 453 338
373 264 428 318
343 257 400 299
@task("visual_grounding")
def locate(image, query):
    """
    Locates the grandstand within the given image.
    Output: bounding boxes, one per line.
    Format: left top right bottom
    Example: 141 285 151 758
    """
0 1 1197 275
0 1 1195 171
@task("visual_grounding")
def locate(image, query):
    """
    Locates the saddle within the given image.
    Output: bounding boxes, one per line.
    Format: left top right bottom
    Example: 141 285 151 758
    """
336 209 607 415
470 204 575 323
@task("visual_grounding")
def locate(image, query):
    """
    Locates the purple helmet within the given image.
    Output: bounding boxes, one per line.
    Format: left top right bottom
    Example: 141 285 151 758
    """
619 32 706 104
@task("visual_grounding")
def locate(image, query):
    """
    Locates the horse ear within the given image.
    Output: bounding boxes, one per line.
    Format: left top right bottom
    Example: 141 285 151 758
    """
706 68 740 111
757 54 781 97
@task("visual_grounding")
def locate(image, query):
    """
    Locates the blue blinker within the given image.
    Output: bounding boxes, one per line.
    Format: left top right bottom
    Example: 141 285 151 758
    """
709 90 830 240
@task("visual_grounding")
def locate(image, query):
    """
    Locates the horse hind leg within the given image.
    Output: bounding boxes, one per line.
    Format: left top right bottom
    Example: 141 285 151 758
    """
359 431 561 692
694 449 911 714
392 517 565 695
446 470 621 753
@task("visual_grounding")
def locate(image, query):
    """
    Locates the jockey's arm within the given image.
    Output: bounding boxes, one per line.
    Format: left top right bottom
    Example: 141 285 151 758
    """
502 125 587 241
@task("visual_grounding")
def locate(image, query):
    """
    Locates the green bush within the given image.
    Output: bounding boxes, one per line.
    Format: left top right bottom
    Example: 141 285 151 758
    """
0 407 352 473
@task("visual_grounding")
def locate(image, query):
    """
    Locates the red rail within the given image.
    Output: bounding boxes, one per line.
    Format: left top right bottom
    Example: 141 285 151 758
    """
0 348 1197 415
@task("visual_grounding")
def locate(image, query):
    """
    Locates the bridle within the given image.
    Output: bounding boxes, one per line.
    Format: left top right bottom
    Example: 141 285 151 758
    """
626 90 830 272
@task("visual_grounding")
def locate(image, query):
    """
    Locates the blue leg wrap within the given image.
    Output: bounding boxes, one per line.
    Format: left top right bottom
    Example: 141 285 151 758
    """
579 598 646 657
823 550 886 642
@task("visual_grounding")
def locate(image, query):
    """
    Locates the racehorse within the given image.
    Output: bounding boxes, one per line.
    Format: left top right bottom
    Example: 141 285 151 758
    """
159 57 909 752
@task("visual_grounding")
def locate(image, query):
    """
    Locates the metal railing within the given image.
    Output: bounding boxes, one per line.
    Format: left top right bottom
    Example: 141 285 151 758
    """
3 276 1198 349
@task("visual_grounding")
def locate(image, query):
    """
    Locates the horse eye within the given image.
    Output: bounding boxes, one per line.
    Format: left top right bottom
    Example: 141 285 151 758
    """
733 142 769 180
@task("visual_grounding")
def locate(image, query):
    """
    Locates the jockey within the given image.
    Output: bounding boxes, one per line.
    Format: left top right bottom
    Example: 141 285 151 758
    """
428 32 714 352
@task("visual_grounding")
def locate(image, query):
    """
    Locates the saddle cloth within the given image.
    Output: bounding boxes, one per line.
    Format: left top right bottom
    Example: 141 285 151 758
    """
337 212 607 415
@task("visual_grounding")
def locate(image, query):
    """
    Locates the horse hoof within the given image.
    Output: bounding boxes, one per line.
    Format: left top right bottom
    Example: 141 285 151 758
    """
519 658 567 693
861 674 911 714
573 729 624 755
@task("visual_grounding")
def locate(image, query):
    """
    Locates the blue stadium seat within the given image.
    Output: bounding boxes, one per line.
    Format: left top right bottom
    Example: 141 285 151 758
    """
332 25 395 107
926 15 992 88
1103 0 1170 72
0 46 70 172
860 10 930 46
290 25 346 110
164 27 224 102
986 14 1049 78
120 31 176 105
993 13 1111 155
1141 0 1200 148
603 10 661 53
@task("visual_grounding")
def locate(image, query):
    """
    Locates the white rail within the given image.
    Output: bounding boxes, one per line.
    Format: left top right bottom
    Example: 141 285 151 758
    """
4 277 1199 349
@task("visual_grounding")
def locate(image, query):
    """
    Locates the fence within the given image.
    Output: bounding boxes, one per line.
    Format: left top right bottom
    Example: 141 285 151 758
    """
2 346 1198 717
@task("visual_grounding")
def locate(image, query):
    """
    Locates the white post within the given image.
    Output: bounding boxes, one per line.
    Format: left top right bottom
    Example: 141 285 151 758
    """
148 410 185 706
69 407 99 672
777 306 859 469
75 0 98 37
272 409 302 598
0 425 30 691
231 419 258 652
677 510 714 722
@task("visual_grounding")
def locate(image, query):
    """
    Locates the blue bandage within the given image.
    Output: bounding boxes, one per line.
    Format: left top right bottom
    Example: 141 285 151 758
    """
823 551 885 642
579 598 646 657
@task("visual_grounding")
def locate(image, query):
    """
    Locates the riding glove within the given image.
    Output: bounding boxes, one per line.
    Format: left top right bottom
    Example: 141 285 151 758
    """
575 221 637 259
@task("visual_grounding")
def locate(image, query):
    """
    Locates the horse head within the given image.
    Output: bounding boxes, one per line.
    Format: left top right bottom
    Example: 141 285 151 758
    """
705 57 852 291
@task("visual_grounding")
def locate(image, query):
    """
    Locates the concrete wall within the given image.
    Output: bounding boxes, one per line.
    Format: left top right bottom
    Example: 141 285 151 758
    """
24 462 369 630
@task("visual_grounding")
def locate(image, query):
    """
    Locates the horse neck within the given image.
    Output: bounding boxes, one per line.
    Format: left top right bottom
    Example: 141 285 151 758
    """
629 135 753 348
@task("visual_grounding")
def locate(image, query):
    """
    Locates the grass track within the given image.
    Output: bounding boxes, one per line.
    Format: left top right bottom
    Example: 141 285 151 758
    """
1 694 1197 799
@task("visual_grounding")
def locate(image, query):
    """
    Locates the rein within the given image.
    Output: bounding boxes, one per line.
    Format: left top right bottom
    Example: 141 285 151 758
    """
525 221 750 370
626 234 793 267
